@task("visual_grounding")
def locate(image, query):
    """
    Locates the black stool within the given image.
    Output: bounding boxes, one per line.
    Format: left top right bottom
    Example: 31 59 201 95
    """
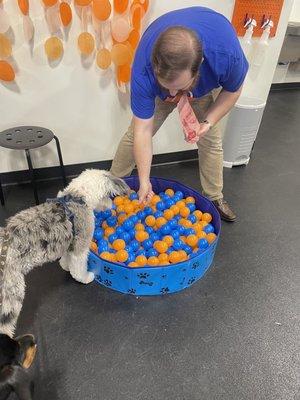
0 126 67 205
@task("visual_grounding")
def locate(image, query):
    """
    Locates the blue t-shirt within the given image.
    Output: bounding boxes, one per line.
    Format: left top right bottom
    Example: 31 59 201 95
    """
131 7 249 119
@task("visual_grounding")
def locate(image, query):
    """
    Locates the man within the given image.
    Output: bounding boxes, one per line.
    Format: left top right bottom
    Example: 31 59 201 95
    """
111 6 249 222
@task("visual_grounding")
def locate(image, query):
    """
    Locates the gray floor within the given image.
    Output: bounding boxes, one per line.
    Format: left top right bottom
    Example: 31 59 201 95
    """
1 90 299 400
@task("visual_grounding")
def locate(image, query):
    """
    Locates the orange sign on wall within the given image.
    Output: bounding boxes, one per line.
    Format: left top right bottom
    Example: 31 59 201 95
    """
231 0 284 38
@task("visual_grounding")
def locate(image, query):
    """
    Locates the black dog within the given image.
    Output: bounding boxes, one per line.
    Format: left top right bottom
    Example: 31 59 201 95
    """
0 334 36 400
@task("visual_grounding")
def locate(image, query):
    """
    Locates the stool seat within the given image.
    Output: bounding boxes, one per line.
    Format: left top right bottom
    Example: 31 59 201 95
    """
0 126 54 150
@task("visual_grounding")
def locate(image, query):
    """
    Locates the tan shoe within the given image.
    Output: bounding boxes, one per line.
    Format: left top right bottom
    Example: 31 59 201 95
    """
212 199 237 222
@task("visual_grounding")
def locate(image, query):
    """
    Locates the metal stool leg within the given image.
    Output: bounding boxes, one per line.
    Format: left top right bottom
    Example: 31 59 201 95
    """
53 136 67 186
0 175 4 206
25 149 39 205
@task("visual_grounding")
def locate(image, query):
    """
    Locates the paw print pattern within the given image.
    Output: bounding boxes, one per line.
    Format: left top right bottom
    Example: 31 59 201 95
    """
179 278 185 285
137 272 150 280
103 279 112 287
160 287 170 294
192 261 200 270
124 276 129 280
104 265 114 275
188 277 196 285
127 288 136 294
95 274 103 282
161 274 167 279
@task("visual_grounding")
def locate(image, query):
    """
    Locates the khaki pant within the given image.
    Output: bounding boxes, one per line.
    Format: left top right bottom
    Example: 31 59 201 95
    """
110 92 223 201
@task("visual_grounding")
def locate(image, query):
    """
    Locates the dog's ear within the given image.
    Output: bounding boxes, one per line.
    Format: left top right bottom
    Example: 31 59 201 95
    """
15 335 36 369
109 174 130 196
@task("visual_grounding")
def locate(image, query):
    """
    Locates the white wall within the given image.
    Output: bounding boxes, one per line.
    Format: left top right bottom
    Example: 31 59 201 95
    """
290 0 300 23
0 0 293 173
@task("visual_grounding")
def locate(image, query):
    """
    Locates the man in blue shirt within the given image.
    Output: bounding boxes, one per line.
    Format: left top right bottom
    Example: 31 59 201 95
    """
111 7 249 221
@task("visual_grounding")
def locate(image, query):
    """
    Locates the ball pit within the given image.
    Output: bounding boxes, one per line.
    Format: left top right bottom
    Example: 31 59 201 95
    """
88 177 221 295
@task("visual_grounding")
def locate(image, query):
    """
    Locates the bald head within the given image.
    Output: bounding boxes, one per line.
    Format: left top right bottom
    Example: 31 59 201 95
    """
152 26 203 83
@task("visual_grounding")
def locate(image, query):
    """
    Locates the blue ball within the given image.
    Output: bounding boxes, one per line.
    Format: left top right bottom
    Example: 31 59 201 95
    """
203 224 215 234
98 239 109 252
144 206 152 216
156 201 166 211
168 219 178 230
108 233 118 243
150 233 160 242
102 209 112 219
130 240 139 252
188 214 197 224
145 226 154 235
166 247 174 255
136 249 146 256
129 230 136 240
137 210 146 220
171 230 180 239
174 215 181 221
185 228 196 236
198 238 209 250
142 238 153 250
123 219 134 231
154 211 164 218
173 239 184 250
165 199 175 208
129 215 139 224
175 191 184 200
116 226 125 236
159 192 165 198
177 225 186 235
129 192 138 200
106 216 117 227
160 224 171 235
108 248 116 254
94 210 103 219
125 244 133 253
187 203 196 212
126 252 135 263
120 232 131 243
146 248 158 257
93 229 103 241
183 244 192 255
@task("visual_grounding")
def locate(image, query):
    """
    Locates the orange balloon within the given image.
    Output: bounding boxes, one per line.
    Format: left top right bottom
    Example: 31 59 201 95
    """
42 0 58 7
18 0 29 15
44 36 63 60
128 29 140 50
0 34 12 59
114 0 128 14
92 0 111 21
96 48 111 69
60 2 72 27
117 64 131 83
111 43 133 66
78 32 95 55
0 60 15 81
111 16 131 42
74 0 92 6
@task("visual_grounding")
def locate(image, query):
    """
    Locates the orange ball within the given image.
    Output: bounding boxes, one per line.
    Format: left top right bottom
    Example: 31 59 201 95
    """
197 231 207 239
163 235 174 246
169 251 181 264
185 196 195 204
124 204 134 214
179 219 192 228
118 214 127 224
180 207 190 218
128 261 139 267
147 256 159 266
156 217 167 228
123 198 131 205
176 200 186 209
153 240 168 254
159 260 170 266
114 196 124 206
135 223 145 231
105 227 115 237
193 210 203 220
132 199 140 208
100 251 112 261
186 234 198 248
136 255 147 266
178 250 188 261
207 233 217 244
151 195 161 205
170 205 180 215
145 215 156 227
112 239 126 251
135 231 149 242
165 188 174 196
180 236 187 244
158 253 169 263
102 221 108 229
90 241 98 253
117 205 125 213
202 213 212 223
163 209 174 220
116 249 128 262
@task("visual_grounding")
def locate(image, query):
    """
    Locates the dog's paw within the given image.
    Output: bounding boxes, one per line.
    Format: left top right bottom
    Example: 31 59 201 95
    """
71 271 95 284
59 256 70 271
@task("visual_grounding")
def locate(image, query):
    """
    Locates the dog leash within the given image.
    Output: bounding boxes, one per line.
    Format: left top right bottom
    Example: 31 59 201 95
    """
46 195 86 236
0 229 10 307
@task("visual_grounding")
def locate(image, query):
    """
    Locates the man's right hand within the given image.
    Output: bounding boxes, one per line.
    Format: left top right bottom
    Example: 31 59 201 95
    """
138 180 154 204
